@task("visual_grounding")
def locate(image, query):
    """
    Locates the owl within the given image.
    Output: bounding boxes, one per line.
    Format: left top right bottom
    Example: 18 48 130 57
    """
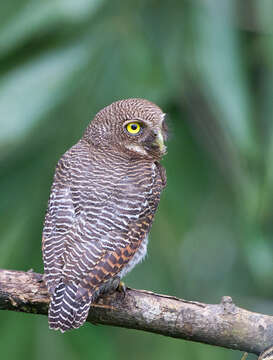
42 98 168 332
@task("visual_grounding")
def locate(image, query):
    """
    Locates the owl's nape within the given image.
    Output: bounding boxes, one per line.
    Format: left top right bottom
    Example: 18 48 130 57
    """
42 98 167 331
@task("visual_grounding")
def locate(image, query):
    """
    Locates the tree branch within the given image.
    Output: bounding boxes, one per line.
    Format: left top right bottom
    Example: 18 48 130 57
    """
0 269 272 357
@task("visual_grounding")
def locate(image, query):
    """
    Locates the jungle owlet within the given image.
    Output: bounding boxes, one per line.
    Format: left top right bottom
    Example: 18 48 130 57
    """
42 98 167 332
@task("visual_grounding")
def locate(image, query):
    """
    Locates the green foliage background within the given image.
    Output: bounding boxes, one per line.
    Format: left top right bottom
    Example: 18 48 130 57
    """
0 1 272 359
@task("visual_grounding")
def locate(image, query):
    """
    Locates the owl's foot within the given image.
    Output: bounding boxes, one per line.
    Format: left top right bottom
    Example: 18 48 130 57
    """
117 281 127 299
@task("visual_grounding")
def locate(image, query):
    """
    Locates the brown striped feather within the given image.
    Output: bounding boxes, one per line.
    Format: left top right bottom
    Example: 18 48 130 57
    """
42 98 167 332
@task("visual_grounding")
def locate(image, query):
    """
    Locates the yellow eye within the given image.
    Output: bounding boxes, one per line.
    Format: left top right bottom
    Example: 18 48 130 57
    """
126 122 141 134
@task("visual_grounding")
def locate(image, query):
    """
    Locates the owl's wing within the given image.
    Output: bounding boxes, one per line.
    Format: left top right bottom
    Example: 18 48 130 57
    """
42 151 78 294
54 164 163 331
44 146 165 331
63 214 152 293
48 211 154 332
61 160 165 294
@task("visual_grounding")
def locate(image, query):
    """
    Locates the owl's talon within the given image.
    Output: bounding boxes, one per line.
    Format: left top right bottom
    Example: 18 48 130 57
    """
117 281 127 298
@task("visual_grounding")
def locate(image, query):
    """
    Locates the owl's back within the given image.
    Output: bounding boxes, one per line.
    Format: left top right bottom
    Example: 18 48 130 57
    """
42 139 165 331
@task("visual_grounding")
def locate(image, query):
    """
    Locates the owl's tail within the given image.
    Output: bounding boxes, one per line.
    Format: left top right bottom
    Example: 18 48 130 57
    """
48 282 91 332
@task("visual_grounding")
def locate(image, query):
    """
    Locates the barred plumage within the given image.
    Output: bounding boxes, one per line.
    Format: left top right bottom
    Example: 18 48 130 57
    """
42 98 167 332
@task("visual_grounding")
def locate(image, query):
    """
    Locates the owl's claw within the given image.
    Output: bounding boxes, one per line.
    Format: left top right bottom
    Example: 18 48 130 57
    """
117 281 127 298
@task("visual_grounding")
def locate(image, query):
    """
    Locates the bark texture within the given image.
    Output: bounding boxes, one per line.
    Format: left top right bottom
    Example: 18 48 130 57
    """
0 269 272 356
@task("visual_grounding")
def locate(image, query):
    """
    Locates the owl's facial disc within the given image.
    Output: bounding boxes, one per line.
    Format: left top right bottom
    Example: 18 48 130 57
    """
123 119 166 158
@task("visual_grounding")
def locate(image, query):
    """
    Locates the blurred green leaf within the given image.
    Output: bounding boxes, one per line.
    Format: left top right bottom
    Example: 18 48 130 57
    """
0 42 91 155
194 1 255 156
0 0 104 56
0 1 272 360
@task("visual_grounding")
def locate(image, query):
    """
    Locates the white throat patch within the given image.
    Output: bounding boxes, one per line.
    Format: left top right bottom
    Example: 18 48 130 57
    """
125 143 148 156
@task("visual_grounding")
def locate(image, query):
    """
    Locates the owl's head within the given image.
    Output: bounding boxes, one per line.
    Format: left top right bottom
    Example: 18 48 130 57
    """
83 98 168 160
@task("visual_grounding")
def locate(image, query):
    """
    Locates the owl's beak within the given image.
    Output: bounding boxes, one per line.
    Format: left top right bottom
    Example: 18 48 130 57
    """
154 130 166 154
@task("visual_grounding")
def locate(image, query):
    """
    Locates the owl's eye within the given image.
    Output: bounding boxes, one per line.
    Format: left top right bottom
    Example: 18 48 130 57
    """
126 122 141 135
